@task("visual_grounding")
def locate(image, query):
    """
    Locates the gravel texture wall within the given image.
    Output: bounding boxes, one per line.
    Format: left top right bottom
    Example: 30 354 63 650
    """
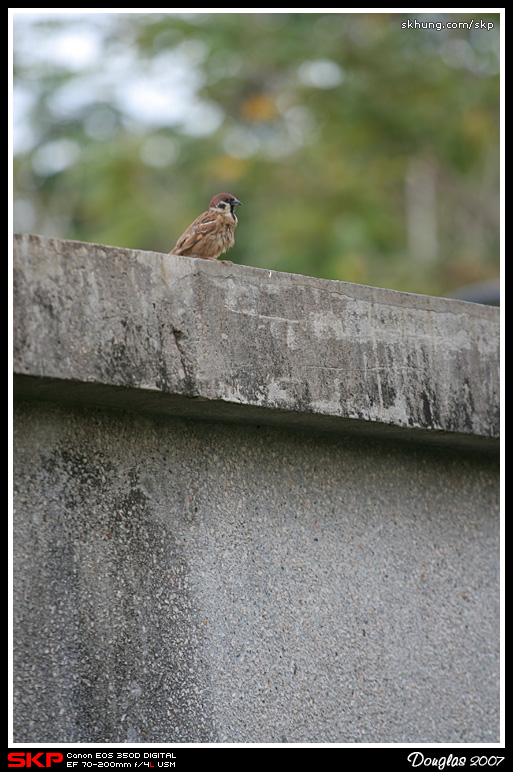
13 401 499 743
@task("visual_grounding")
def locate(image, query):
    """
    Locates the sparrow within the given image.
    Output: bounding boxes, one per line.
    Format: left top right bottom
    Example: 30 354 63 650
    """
169 193 242 263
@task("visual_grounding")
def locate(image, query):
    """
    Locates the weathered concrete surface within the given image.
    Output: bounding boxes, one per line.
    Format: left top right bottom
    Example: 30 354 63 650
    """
13 400 500 744
12 234 500 744
13 233 499 451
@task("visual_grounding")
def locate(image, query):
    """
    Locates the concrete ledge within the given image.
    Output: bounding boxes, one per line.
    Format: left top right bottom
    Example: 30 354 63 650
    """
13 233 499 451
11 233 502 743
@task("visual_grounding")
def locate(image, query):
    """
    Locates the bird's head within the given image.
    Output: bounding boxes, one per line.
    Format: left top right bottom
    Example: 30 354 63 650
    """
209 193 242 216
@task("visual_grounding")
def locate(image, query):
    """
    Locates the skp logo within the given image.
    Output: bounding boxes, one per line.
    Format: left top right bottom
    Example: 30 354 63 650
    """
8 753 64 767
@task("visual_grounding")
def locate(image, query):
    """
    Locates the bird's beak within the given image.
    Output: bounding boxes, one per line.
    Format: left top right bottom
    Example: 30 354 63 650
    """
233 198 242 206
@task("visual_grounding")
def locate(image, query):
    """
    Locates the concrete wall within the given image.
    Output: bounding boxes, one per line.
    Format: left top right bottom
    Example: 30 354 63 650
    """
12 234 500 743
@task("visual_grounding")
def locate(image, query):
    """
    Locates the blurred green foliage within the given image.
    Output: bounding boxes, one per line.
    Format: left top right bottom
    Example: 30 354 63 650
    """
13 12 500 298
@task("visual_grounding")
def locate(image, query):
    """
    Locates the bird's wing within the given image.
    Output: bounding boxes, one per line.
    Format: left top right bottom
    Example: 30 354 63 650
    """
171 211 220 255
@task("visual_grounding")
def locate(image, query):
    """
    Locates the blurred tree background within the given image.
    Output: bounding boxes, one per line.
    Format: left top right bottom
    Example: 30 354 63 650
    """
12 11 500 299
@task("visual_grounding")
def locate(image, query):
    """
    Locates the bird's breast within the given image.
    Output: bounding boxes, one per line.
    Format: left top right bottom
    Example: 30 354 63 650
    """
216 217 237 247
